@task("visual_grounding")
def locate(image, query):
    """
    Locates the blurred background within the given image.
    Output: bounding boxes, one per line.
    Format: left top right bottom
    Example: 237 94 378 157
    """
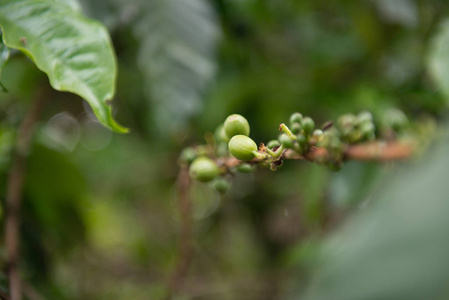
1 0 449 299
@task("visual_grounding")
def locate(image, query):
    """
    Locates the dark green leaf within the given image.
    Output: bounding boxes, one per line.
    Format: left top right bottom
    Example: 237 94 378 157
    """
0 0 127 132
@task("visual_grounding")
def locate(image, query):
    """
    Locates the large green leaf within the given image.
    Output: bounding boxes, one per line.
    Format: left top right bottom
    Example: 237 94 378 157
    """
301 135 449 300
0 0 128 133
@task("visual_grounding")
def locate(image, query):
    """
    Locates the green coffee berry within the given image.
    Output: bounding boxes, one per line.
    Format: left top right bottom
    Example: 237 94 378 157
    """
384 109 408 131
189 157 220 182
216 143 228 157
337 114 357 139
224 114 250 138
319 128 342 150
357 111 373 124
236 163 256 173
290 122 302 134
179 147 197 164
213 178 230 194
228 135 258 161
195 145 207 156
312 129 324 144
360 122 375 134
347 129 363 143
267 139 280 149
338 114 357 129
313 129 324 137
279 134 294 149
302 117 315 134
214 124 230 143
297 134 307 146
363 131 375 141
290 112 303 125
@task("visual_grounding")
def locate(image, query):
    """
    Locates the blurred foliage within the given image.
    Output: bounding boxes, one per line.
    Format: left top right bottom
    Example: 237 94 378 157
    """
131 0 220 132
301 133 449 300
0 0 449 299
0 37 9 92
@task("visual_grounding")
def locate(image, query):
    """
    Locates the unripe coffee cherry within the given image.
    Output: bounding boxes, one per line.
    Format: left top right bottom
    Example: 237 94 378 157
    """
195 145 207 156
360 122 375 134
290 112 303 125
347 129 363 143
228 135 258 161
213 178 230 194
216 143 228 157
291 122 302 134
384 109 408 131
338 114 357 129
224 114 250 138
297 134 307 146
279 134 294 149
267 139 280 149
312 129 324 143
302 117 315 134
313 129 324 137
236 163 256 173
189 157 219 182
357 111 373 124
179 147 197 164
214 124 230 143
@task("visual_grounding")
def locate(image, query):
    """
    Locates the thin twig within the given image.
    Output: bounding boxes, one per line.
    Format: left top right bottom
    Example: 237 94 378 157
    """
218 141 415 168
164 166 192 300
5 89 48 300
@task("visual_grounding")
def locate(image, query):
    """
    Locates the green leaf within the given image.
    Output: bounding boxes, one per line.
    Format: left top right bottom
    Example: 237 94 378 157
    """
428 19 449 105
131 0 220 131
302 137 449 300
0 36 10 92
0 0 128 133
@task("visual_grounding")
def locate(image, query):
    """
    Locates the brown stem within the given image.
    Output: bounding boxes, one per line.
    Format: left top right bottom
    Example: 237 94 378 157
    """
164 166 193 300
218 141 415 168
5 89 47 300
342 142 414 161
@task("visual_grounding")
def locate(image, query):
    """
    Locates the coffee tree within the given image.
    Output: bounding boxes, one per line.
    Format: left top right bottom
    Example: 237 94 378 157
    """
2 1 449 300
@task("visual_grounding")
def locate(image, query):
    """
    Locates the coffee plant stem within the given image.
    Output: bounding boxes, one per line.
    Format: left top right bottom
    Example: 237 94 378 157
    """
218 141 415 169
5 87 48 300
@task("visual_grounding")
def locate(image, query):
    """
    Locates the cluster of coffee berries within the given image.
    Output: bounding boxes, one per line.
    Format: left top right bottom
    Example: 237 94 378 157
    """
335 111 376 143
179 114 259 193
313 111 377 170
180 110 409 192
